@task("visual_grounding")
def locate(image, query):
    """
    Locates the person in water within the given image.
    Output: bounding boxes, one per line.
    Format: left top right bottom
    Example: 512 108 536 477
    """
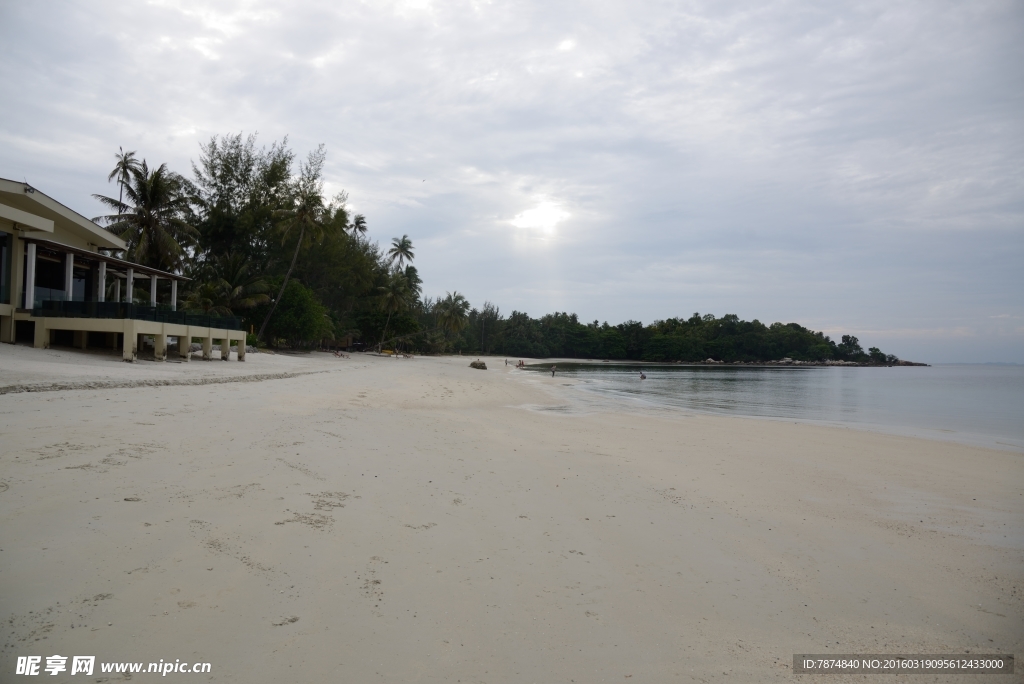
640 370 646 379
551 365 557 377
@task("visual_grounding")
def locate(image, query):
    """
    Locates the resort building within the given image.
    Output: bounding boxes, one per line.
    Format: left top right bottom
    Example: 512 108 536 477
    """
0 178 246 361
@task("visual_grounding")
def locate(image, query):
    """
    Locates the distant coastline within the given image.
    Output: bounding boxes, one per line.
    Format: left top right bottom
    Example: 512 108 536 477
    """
441 311 917 367
524 358 930 368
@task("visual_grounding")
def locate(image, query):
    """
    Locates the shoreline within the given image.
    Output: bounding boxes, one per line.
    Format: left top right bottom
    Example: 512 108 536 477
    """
1 350 1020 681
511 359 1024 454
523 358 931 367
408 353 931 367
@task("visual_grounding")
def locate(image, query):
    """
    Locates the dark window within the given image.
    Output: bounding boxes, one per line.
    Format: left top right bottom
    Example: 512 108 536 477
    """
34 255 63 290
73 264 92 301
52 329 74 347
15 320 34 343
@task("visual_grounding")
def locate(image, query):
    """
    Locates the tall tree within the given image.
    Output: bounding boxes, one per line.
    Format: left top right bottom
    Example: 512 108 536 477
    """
190 133 294 264
388 234 414 269
257 146 344 340
403 265 422 300
107 147 141 215
94 160 197 272
350 214 367 237
435 291 470 340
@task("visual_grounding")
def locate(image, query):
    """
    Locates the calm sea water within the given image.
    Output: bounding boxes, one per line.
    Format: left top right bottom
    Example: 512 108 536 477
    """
523 363 1024 452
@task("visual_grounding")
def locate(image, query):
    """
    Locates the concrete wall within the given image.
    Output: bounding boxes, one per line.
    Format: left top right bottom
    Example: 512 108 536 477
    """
3 313 246 363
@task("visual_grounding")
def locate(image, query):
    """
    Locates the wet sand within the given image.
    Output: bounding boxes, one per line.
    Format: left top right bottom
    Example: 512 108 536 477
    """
1 349 1020 682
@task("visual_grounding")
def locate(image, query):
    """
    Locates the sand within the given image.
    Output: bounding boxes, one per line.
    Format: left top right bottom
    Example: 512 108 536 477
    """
0 348 1020 682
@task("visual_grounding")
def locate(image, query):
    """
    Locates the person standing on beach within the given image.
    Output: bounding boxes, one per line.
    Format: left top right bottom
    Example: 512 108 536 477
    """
551 365 556 377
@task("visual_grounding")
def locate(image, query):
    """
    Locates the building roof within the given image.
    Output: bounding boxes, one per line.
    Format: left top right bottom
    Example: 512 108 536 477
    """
23 236 189 281
0 177 126 251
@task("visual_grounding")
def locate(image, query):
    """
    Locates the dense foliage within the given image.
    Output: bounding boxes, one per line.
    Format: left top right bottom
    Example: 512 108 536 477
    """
97 134 404 347
436 310 898 363
95 134 898 362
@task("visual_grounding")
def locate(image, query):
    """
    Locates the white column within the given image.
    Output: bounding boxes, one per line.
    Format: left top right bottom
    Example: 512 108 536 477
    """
170 279 178 311
150 274 158 306
97 262 106 302
24 243 37 309
125 268 133 303
64 253 74 301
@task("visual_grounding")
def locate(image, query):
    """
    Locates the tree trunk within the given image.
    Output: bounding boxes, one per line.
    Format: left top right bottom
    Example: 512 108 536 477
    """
257 225 304 342
378 310 393 353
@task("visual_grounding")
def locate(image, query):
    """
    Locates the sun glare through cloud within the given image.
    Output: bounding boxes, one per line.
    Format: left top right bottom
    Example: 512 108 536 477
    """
510 202 570 237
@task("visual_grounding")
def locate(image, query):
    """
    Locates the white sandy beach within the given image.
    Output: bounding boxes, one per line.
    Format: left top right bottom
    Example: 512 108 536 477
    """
1 348 1020 682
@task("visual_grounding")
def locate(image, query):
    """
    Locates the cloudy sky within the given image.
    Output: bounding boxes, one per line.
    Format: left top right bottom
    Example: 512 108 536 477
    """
1 0 1021 362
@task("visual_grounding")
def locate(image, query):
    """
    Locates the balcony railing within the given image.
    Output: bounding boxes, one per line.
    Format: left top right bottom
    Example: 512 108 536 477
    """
32 300 243 331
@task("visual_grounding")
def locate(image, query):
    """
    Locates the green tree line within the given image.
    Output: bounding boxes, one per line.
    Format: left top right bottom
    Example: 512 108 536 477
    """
93 134 897 363
432 309 898 364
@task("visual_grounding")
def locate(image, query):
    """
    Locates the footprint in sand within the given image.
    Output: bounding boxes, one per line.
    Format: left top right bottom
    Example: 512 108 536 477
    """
33 442 91 460
361 557 386 611
310 491 348 510
274 511 332 530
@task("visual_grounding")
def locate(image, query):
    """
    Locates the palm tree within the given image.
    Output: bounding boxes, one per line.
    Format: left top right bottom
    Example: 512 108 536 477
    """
94 160 197 273
388 234 414 269
214 252 271 311
377 271 411 351
403 265 423 300
435 291 470 340
184 252 271 315
181 282 228 316
107 147 141 214
256 146 342 340
350 214 367 237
